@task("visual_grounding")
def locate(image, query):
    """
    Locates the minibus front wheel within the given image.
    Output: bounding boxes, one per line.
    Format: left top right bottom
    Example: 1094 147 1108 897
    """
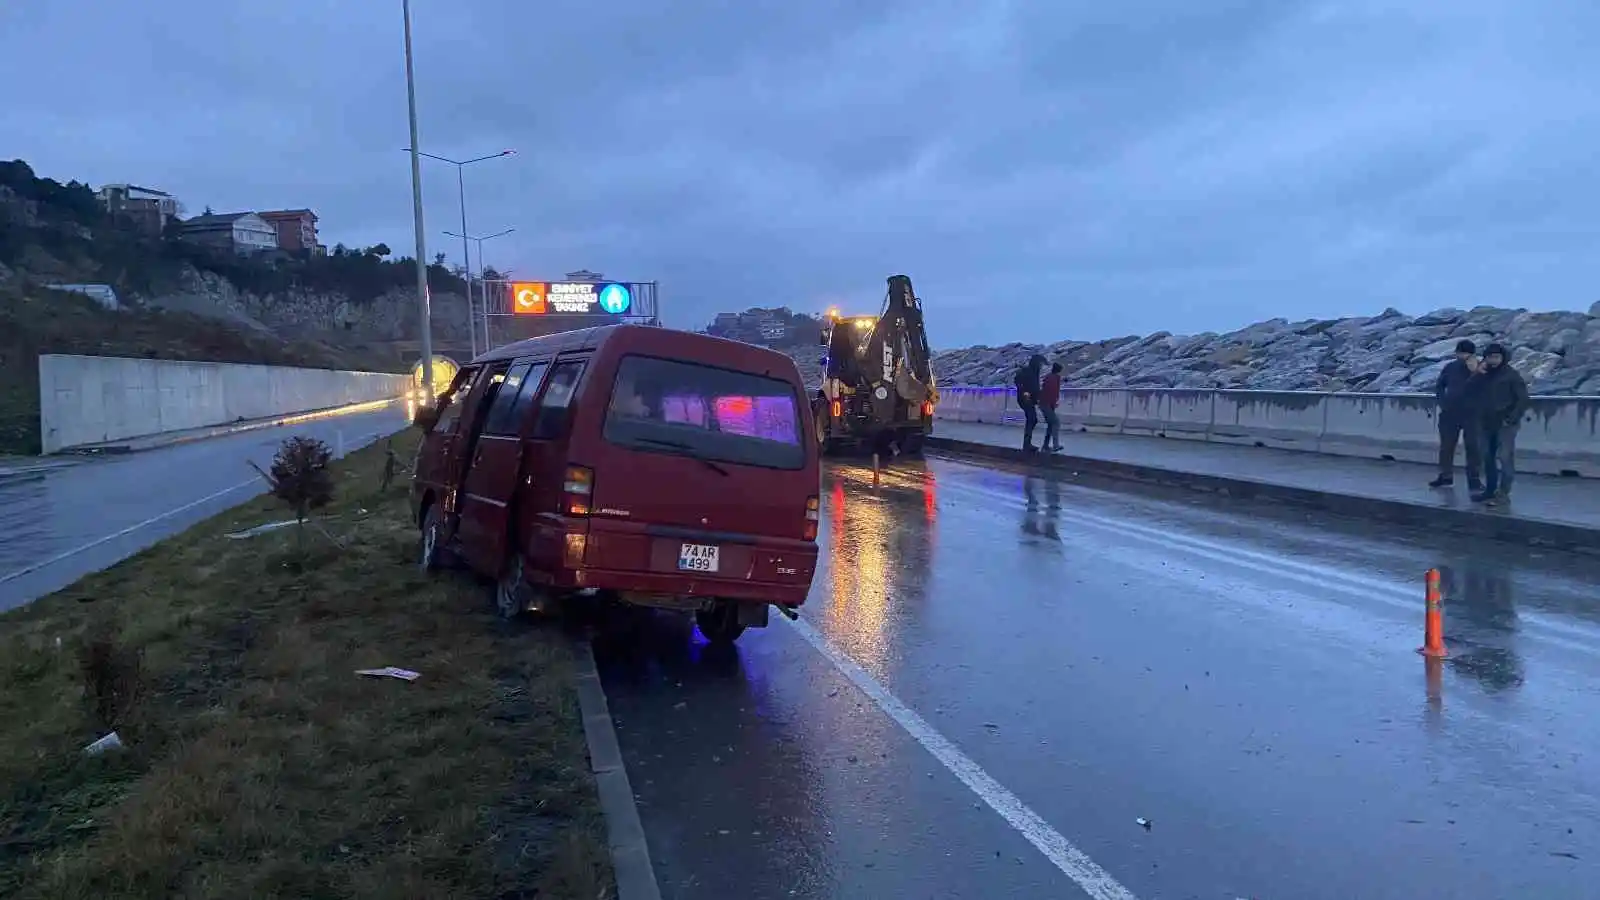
419 503 454 571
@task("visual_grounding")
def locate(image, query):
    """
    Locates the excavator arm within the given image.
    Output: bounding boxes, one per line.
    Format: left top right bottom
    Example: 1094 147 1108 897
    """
868 275 936 405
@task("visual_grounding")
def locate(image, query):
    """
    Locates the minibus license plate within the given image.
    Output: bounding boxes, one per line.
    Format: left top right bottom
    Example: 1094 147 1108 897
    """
678 543 719 573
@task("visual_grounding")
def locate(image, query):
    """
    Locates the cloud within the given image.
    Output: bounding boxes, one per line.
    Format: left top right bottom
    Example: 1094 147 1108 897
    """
4 0 1599 345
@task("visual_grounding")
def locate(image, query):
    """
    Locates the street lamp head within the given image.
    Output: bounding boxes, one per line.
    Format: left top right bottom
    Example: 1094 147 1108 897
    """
501 149 516 157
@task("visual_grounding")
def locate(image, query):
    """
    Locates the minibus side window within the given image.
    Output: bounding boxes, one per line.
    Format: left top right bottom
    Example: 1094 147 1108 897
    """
530 360 586 439
481 362 534 436
432 366 479 434
508 362 549 429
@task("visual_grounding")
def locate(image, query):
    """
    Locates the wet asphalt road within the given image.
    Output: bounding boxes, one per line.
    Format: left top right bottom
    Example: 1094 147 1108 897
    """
593 455 1600 900
0 406 410 613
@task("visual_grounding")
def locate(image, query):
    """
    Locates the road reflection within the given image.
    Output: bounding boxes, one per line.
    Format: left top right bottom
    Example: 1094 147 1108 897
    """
816 460 936 679
1436 558 1525 695
1021 474 1063 543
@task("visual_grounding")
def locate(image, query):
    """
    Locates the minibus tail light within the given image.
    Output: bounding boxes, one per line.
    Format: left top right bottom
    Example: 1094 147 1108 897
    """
563 465 593 517
804 495 819 541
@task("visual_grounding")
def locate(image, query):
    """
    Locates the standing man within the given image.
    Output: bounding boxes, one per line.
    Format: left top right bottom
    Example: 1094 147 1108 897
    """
1013 353 1046 453
1429 339 1483 490
1471 342 1530 507
1040 362 1064 452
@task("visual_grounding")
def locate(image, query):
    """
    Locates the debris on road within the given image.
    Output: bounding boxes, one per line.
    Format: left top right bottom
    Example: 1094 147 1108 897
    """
355 666 420 681
1136 817 1152 830
225 520 299 540
82 732 124 755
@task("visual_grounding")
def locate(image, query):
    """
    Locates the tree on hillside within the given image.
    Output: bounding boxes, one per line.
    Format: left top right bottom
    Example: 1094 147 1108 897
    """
366 243 391 258
433 252 447 267
0 159 35 189
0 161 103 226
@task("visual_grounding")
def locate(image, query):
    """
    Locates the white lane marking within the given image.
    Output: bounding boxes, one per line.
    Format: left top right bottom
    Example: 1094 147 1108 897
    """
0 427 393 587
0 478 259 586
781 615 1140 900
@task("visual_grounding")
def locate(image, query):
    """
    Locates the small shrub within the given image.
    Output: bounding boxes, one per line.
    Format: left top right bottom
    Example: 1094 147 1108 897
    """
78 634 143 732
256 436 336 561
267 436 335 524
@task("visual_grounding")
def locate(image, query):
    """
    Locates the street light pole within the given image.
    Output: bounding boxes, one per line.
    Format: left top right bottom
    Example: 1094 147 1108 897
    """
402 0 433 403
403 148 515 358
455 166 473 357
444 227 515 352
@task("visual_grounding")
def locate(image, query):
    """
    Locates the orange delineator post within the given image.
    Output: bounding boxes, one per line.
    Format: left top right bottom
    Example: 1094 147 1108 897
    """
1417 568 1448 658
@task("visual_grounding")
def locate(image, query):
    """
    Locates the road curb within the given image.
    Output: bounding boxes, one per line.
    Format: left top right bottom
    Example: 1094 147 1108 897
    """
573 639 662 900
927 436 1600 557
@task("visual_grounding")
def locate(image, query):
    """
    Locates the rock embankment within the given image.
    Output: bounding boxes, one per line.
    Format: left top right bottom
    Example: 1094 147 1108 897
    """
900 305 1600 395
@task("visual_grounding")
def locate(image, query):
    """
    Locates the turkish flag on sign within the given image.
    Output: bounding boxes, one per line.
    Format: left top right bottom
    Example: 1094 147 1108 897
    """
511 282 547 315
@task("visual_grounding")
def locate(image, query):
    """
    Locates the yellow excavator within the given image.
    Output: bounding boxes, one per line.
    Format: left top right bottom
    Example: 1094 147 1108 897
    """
812 274 938 456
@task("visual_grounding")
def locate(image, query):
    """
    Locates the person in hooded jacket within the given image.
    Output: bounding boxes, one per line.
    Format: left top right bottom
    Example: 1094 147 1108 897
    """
1470 342 1531 506
1430 339 1483 490
1040 362 1064 452
1013 354 1046 452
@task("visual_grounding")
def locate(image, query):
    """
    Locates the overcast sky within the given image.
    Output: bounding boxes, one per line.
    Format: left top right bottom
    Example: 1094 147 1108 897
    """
4 1 1598 345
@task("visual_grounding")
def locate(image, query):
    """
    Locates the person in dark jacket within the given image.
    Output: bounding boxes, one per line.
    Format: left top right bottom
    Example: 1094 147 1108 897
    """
1470 343 1531 506
1430 339 1483 490
1039 362 1064 452
1013 354 1046 452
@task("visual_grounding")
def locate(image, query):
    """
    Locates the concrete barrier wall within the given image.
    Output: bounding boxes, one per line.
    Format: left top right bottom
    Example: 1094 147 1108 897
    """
934 386 1600 478
39 354 409 454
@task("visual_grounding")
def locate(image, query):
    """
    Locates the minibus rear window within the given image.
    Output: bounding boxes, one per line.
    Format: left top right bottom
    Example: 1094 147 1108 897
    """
603 355 805 470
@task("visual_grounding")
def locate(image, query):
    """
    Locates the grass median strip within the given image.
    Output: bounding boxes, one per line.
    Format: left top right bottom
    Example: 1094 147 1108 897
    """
0 430 613 898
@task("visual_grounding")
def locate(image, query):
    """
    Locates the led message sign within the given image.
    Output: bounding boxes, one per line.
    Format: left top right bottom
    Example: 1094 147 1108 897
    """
510 281 633 316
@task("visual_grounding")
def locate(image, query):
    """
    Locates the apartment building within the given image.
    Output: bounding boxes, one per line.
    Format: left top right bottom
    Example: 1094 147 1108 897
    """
257 208 320 253
173 212 279 255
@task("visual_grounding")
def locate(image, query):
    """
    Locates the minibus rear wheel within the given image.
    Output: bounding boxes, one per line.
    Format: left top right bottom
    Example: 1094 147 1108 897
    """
495 551 532 621
695 600 746 645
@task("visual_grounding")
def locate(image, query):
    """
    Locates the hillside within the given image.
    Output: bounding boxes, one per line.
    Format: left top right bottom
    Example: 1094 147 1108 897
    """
0 159 471 453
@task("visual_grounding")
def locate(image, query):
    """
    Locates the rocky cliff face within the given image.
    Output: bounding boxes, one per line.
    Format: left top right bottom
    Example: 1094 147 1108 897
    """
921 305 1600 396
138 264 470 347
